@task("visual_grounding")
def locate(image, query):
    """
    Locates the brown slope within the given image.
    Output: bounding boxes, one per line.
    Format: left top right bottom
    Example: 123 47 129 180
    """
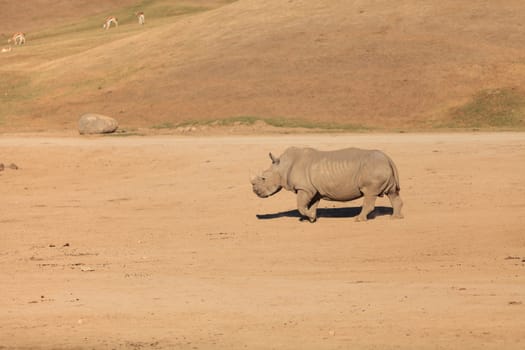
15 0 525 130
0 0 139 34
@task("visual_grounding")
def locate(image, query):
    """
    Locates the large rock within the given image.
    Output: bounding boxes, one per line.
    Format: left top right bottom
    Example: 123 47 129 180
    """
78 113 118 135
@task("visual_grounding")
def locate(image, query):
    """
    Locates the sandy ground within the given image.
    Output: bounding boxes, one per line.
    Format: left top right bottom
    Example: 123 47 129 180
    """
0 132 524 349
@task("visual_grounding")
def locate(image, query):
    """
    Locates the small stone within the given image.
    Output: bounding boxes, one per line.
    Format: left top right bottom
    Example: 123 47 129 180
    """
8 163 18 170
80 266 95 272
0 163 4 171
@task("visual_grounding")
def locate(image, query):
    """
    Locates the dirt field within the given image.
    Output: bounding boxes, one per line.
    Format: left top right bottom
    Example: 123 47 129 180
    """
0 132 524 349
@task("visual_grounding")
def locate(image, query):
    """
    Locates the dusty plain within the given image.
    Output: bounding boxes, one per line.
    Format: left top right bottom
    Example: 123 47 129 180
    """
1 132 524 349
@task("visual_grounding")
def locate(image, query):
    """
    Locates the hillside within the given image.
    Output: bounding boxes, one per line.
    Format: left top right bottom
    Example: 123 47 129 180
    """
0 0 139 34
2 0 525 132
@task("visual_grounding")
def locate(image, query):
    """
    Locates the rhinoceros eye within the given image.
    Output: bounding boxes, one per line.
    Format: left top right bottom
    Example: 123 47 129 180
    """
261 177 266 181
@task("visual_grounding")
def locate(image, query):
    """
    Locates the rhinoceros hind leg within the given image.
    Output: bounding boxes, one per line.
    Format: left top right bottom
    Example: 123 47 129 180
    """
356 195 377 222
387 191 404 219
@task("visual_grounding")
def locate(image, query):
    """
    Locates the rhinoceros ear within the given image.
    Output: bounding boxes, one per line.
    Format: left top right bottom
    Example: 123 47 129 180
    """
269 152 280 165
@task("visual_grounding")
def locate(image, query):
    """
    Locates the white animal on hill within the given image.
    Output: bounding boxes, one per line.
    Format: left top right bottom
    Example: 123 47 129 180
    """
103 16 119 30
1 46 12 53
8 32 25 45
135 11 145 25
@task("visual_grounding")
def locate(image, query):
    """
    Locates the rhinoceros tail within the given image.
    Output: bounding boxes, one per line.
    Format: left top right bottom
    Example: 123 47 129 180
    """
387 156 401 193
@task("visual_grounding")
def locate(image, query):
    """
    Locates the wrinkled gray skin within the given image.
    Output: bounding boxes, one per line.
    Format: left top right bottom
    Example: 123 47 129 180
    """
251 147 403 223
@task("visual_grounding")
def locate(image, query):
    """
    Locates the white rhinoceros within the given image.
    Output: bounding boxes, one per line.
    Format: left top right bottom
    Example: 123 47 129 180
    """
251 147 403 222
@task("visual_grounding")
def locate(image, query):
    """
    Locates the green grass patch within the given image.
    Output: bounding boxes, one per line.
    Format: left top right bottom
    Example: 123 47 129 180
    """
175 116 370 131
105 132 145 137
31 0 236 42
145 5 211 18
175 116 260 127
151 122 176 129
448 88 525 128
263 117 367 131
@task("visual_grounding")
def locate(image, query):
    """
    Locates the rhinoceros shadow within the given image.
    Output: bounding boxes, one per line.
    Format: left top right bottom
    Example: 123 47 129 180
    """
256 206 393 220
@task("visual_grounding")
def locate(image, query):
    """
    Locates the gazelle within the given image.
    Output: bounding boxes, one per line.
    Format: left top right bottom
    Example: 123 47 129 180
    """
7 32 25 45
103 16 118 30
1 46 12 53
135 11 145 25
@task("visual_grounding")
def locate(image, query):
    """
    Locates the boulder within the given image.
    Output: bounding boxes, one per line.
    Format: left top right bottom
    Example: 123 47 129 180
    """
78 113 118 135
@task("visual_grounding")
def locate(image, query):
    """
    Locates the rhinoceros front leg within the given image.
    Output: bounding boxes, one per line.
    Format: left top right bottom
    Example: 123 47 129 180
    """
297 190 320 223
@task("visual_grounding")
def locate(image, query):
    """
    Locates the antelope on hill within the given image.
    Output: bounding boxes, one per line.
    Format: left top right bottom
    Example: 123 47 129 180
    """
103 16 118 30
8 32 25 45
135 12 145 25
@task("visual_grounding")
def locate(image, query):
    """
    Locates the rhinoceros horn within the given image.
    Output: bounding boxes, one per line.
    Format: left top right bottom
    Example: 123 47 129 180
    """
249 169 258 184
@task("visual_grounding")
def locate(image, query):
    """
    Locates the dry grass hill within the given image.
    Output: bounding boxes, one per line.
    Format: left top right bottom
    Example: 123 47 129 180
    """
2 0 525 133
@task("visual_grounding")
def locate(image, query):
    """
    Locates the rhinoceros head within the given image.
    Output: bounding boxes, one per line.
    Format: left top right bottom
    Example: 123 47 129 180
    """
251 152 283 198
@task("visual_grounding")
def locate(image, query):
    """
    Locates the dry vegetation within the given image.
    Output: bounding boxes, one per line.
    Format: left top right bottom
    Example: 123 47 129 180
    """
2 0 525 133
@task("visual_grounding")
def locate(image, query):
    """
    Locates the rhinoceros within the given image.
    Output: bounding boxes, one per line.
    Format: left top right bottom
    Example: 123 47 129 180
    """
251 147 403 222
